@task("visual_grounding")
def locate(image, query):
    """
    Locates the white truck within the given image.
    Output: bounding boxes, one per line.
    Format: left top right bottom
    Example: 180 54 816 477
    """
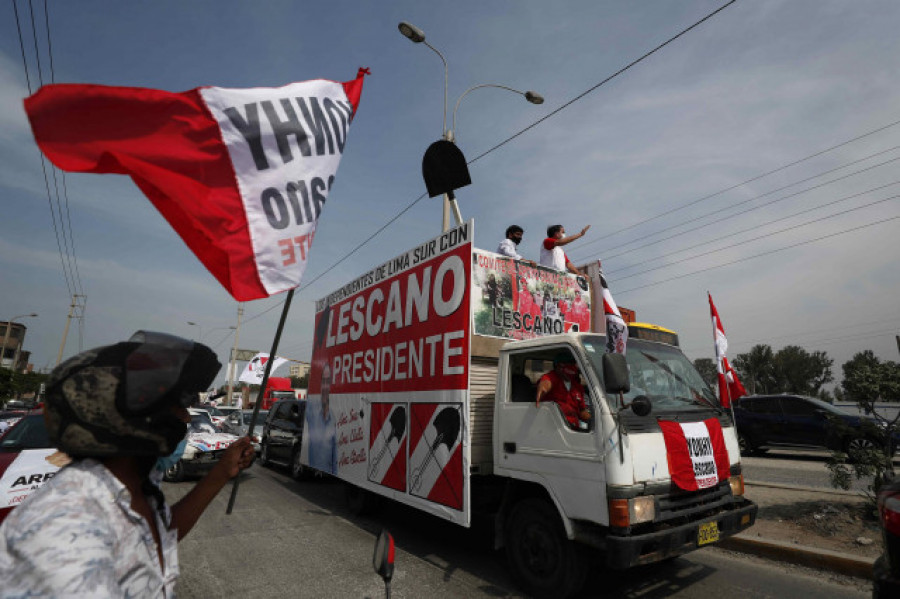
299 221 757 598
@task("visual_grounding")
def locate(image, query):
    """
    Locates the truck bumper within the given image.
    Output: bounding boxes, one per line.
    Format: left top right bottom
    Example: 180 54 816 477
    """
605 498 758 569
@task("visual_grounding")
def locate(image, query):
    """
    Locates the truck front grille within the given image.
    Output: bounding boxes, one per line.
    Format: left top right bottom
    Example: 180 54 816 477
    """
656 482 733 523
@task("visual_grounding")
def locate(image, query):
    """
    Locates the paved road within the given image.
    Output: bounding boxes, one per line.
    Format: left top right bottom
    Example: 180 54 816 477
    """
168 462 871 598
742 448 900 492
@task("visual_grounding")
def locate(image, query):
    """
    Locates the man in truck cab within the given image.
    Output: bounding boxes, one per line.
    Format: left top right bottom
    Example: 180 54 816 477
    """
535 352 591 430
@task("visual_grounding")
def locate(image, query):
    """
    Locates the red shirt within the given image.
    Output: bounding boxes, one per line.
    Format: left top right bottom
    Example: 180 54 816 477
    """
539 370 586 428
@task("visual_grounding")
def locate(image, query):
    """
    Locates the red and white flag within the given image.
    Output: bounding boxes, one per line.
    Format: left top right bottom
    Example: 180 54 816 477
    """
708 293 747 408
24 69 368 301
597 261 628 354
658 418 731 491
238 353 288 384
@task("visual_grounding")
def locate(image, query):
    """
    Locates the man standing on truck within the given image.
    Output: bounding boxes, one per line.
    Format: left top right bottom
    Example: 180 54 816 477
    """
535 352 591 430
497 225 536 265
539 224 591 275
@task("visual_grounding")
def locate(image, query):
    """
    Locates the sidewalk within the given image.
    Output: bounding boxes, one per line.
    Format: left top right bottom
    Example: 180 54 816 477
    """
719 481 880 579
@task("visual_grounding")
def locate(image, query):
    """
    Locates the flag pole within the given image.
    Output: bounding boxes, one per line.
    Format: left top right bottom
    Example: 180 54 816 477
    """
226 288 295 514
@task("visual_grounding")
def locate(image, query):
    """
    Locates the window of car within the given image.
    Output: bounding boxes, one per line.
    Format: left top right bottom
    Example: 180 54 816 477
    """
780 398 819 416
274 401 294 421
748 397 782 415
188 411 217 434
0 414 51 450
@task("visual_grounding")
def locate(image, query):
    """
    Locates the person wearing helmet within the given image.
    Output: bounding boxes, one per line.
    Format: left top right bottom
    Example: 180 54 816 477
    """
535 351 592 430
0 331 255 597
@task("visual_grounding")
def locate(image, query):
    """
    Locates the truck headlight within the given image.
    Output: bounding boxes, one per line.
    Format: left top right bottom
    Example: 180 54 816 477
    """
630 496 655 525
609 496 656 527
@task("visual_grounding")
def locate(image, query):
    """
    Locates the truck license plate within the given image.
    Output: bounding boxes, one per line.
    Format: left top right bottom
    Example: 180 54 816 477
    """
697 522 719 546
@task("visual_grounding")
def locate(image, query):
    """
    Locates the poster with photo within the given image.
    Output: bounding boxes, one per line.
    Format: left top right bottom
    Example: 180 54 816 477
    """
471 250 591 340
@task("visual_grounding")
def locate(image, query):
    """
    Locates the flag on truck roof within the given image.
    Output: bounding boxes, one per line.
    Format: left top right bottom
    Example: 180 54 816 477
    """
708 293 747 408
597 261 628 354
238 353 288 385
24 69 368 301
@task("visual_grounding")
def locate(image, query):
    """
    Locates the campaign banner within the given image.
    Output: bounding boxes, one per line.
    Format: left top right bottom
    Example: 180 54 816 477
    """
306 222 472 526
1 449 69 509
472 250 591 340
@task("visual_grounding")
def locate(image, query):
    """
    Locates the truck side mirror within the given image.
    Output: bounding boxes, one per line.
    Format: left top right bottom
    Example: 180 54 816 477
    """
631 395 652 417
602 353 630 394
373 529 395 592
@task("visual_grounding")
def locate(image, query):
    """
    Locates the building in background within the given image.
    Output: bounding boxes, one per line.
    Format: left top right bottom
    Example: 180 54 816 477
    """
0 322 31 373
289 362 310 379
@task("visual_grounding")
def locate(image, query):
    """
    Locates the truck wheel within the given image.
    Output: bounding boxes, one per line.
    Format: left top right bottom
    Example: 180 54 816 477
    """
291 448 311 481
345 483 380 516
260 441 271 467
164 460 184 483
505 498 586 599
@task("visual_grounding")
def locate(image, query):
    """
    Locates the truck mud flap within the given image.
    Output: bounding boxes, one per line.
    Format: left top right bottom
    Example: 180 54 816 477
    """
605 499 758 570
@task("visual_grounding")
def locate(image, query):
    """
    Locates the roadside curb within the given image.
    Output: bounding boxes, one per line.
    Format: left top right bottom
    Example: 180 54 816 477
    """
719 534 874 579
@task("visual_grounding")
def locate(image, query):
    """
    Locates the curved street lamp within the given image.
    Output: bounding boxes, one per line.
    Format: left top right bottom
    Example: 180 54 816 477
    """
2 313 38 371
398 21 545 231
448 84 544 143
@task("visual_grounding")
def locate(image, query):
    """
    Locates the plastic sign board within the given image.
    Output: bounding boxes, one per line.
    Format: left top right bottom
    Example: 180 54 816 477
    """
308 221 472 526
472 249 591 340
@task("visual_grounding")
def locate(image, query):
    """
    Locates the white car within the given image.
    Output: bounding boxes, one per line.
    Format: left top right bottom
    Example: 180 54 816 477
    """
163 409 239 482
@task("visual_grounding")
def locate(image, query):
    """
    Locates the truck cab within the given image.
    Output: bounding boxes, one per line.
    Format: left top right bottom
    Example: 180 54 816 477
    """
483 332 755 595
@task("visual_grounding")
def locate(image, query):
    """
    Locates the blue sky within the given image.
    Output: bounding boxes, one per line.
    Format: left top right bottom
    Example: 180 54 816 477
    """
2 1 899 389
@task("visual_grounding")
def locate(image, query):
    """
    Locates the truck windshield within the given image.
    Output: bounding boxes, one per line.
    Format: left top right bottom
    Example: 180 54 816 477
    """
582 336 719 413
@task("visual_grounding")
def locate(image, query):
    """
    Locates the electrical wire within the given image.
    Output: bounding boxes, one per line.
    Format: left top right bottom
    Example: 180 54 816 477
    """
573 148 900 261
615 214 900 295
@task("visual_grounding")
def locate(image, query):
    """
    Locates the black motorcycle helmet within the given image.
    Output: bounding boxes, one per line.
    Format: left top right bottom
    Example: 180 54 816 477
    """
44 331 221 458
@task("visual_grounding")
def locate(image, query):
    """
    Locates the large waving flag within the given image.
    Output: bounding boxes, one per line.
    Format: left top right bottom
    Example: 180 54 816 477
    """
597 261 628 354
238 353 288 385
708 293 747 408
24 69 368 301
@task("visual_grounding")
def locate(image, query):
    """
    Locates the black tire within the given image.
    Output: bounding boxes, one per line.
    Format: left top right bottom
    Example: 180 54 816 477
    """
345 483 380 516
291 448 311 480
163 460 184 483
504 498 586 599
845 437 881 461
738 433 765 456
260 440 271 467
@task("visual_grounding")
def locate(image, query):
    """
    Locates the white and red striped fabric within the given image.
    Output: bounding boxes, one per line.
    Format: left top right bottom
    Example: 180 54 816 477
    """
597 261 628 354
658 418 731 491
24 69 368 301
708 293 747 408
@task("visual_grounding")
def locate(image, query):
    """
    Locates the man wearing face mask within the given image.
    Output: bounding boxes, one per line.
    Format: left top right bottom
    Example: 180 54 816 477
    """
0 331 255 596
496 225 536 266
535 352 591 430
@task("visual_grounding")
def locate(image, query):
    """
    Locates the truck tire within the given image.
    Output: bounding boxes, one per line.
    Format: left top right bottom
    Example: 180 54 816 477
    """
163 460 184 483
345 483 380 516
504 498 586 599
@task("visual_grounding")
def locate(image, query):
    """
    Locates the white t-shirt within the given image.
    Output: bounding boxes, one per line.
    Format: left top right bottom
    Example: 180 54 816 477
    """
496 238 522 260
540 238 567 271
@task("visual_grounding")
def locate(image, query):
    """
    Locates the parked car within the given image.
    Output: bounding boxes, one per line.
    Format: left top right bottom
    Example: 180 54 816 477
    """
0 411 68 524
875 476 900 597
222 409 269 438
733 394 900 455
0 410 27 437
259 398 307 479
196 404 228 430
163 409 240 482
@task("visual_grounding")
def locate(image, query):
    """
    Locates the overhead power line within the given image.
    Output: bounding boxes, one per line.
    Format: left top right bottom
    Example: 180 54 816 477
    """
615 214 900 295
242 2 739 327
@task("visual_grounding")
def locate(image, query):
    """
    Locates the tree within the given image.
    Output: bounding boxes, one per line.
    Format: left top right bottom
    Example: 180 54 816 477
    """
827 350 900 505
841 350 900 402
733 344 775 395
771 345 833 395
692 358 718 389
290 374 308 389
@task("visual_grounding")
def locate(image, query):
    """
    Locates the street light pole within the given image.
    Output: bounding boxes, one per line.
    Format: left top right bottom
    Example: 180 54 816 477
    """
398 21 545 232
227 303 244 407
3 313 37 371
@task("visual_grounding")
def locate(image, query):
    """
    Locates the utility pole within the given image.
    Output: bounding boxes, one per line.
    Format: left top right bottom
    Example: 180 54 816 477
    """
56 295 86 366
226 303 244 406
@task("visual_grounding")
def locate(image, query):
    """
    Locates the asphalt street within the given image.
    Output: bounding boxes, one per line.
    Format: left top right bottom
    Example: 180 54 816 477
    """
742 448 900 492
166 462 872 598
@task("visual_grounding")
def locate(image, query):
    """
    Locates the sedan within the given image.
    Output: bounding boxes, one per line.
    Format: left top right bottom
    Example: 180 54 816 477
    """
222 409 269 438
163 409 240 482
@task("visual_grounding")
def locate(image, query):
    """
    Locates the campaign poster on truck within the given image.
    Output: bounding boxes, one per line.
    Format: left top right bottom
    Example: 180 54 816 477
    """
305 221 472 526
471 249 591 340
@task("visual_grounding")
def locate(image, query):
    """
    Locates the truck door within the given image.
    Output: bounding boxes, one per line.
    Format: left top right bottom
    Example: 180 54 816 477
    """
497 348 605 523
